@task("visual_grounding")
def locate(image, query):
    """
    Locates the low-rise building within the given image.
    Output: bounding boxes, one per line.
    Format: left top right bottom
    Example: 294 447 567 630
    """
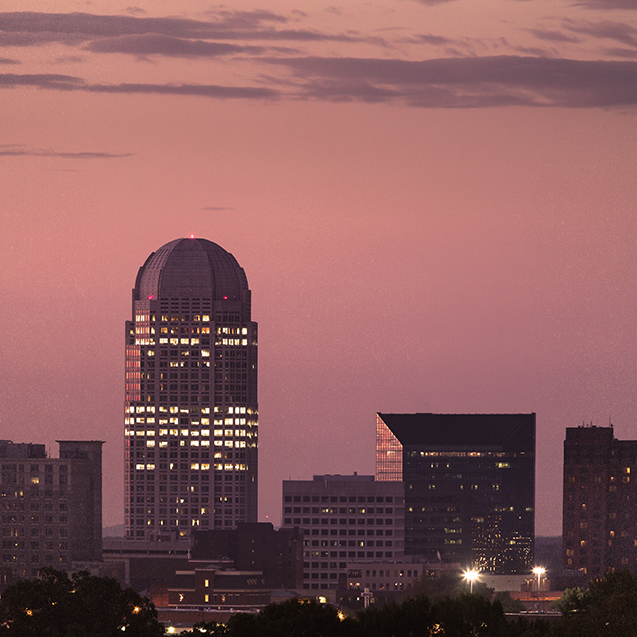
0 439 103 583
281 474 405 591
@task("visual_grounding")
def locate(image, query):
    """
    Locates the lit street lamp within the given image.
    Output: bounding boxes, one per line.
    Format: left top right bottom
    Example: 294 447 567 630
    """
463 569 479 594
532 567 546 612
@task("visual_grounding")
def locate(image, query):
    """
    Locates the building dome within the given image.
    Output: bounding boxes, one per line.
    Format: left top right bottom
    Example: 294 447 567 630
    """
134 237 249 302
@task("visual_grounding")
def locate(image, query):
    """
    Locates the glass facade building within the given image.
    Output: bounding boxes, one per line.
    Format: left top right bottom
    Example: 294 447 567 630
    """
376 413 535 574
125 237 257 539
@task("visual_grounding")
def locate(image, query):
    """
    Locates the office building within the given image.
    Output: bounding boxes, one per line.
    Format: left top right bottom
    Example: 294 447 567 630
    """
377 413 535 574
125 237 258 539
563 425 637 576
191 523 303 589
281 474 405 591
0 439 103 580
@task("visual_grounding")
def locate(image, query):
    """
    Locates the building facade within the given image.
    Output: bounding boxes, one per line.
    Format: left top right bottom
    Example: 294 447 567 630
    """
563 425 637 576
191 523 304 589
280 474 405 591
377 413 535 574
0 440 103 580
125 237 258 539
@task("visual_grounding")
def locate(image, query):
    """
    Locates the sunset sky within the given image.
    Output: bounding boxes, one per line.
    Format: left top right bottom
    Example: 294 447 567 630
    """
1 0 636 536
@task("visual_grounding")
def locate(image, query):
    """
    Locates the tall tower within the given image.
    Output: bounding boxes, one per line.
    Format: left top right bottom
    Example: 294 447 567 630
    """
125 237 257 540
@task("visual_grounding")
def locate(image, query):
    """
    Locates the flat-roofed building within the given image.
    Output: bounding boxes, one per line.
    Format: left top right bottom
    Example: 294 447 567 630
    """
377 413 535 574
281 474 404 591
0 439 103 581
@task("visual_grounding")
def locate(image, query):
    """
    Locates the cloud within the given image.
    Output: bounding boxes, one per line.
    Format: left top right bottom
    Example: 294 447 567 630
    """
528 28 581 44
0 11 363 51
83 34 266 58
0 72 279 99
2 56 637 109
564 19 637 48
266 55 637 108
572 0 637 8
0 144 133 158
202 206 235 211
0 57 19 64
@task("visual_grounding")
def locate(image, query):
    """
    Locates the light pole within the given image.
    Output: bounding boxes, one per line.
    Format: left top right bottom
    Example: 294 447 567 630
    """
463 569 479 594
532 567 545 612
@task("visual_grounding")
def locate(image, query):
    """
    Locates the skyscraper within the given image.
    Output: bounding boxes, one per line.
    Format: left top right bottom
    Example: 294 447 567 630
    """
376 413 535 574
125 237 257 540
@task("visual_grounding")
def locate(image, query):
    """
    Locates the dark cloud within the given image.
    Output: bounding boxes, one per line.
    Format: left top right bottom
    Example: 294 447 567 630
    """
0 11 361 50
604 46 637 57
0 57 19 64
409 0 460 4
0 71 279 99
0 72 83 89
84 34 265 57
0 144 132 158
572 0 637 8
83 82 278 99
2 56 637 108
528 28 581 43
412 34 455 46
564 19 637 47
267 55 637 108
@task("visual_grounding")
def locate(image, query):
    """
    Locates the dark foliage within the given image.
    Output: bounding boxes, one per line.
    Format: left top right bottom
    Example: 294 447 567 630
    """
0 568 164 636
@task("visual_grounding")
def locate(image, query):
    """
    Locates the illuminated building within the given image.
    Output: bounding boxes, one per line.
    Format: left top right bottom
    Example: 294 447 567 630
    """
125 237 257 539
563 425 637 576
376 413 535 574
0 439 103 581
280 474 405 591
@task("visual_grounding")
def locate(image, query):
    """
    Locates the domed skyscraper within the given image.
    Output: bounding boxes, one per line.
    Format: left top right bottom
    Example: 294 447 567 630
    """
125 237 257 539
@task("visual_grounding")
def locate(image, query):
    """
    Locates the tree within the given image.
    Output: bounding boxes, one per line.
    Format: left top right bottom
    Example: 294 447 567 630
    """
0 568 164 636
224 598 360 637
549 570 637 637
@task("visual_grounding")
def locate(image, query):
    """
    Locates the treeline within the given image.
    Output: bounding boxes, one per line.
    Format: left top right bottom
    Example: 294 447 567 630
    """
3 568 637 636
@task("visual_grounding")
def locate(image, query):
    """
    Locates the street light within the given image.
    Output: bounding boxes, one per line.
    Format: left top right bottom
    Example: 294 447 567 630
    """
463 569 479 594
532 567 546 612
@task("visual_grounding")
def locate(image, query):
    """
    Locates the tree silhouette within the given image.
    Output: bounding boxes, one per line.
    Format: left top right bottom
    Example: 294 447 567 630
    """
0 568 164 636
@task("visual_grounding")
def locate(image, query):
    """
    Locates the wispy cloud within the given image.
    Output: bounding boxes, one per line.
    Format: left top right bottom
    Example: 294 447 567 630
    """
0 73 280 99
572 0 637 9
564 18 637 48
0 11 367 53
202 206 235 211
0 57 19 64
266 55 637 108
528 28 581 44
0 144 133 158
83 34 267 58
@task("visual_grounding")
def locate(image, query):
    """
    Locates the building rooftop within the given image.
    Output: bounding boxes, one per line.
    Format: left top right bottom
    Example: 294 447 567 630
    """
378 413 535 448
134 237 249 302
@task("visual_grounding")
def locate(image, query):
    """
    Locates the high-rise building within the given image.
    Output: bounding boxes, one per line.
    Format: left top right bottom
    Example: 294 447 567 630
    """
125 237 257 540
376 413 535 574
280 474 405 591
0 439 103 581
563 425 637 577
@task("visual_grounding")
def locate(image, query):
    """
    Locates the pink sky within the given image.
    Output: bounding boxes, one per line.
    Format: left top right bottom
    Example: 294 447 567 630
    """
1 0 636 536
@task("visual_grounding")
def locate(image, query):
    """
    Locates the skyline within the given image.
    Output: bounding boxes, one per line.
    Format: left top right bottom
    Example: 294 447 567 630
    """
1 0 637 537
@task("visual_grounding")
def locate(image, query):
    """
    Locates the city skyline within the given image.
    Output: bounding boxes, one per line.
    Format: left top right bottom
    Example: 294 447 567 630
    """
1 0 637 537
